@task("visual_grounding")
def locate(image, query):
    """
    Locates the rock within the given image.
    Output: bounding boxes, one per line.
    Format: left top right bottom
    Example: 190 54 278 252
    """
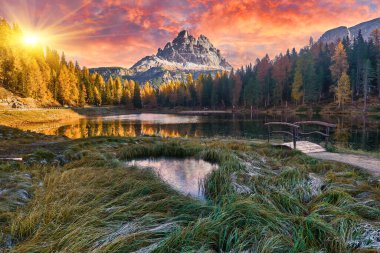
88 67 132 81
319 26 350 44
5 234 13 249
230 172 252 194
155 30 231 70
16 189 30 201
319 18 380 44
356 192 371 199
90 30 232 85
348 223 380 249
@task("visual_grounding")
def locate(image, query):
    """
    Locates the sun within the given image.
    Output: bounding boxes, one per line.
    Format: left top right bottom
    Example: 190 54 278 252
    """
23 34 40 46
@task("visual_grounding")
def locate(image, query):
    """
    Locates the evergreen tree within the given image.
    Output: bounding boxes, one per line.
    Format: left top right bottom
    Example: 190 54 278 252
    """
211 72 221 107
60 52 67 67
256 55 272 106
352 30 367 96
94 86 102 106
105 76 114 104
141 82 156 108
301 49 319 103
94 74 105 103
187 73 197 106
83 68 94 104
362 59 376 111
122 80 134 107
370 29 380 98
79 82 87 107
68 62 79 105
58 65 71 105
45 48 60 74
272 54 291 105
114 77 123 104
231 72 242 107
133 82 142 108
50 70 59 101
315 44 332 98
201 74 213 107
25 59 44 99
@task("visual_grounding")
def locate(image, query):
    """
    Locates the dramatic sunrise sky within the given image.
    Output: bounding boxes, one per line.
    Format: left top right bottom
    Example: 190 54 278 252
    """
1 0 379 68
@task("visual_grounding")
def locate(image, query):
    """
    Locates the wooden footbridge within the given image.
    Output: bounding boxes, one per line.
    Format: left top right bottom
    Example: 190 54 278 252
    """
264 121 336 154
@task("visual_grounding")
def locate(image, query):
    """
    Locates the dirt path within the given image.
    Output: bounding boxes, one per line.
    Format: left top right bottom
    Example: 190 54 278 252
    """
309 152 380 178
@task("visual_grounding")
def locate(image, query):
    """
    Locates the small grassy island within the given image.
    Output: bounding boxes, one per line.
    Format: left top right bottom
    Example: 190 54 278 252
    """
1 136 379 252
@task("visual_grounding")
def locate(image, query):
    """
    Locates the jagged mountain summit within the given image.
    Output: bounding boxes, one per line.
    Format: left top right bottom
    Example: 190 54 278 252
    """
156 30 230 70
90 30 232 86
319 17 380 44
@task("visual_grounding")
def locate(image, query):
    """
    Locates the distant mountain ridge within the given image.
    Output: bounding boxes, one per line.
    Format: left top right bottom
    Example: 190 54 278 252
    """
90 30 232 86
319 17 380 43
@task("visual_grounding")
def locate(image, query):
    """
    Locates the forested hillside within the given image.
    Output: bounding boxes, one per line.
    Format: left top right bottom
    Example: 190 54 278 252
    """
155 31 380 110
0 17 379 109
0 18 135 107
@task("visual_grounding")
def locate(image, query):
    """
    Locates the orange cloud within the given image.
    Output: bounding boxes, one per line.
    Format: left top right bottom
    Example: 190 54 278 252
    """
0 0 379 68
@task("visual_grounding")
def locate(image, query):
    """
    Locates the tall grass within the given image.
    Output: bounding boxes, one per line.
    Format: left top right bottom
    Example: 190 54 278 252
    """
1 137 379 252
9 166 210 252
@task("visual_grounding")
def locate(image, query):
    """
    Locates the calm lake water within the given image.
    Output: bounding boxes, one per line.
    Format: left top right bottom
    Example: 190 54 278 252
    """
29 113 380 151
126 158 218 199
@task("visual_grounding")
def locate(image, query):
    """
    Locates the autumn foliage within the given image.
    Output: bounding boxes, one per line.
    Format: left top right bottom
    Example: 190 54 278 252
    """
1 17 380 109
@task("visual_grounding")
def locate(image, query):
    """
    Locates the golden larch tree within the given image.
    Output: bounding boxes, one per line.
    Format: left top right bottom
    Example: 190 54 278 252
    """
291 69 303 105
141 82 157 108
330 41 348 82
335 73 351 109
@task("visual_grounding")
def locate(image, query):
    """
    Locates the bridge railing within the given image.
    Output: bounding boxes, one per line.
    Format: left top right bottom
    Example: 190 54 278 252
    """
294 121 336 147
264 122 300 149
265 121 336 149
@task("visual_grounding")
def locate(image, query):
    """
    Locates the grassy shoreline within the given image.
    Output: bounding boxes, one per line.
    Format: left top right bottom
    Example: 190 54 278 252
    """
1 137 379 252
0 109 83 128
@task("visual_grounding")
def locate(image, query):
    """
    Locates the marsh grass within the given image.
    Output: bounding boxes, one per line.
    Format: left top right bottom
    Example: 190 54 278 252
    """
1 137 379 252
9 166 210 252
0 109 82 128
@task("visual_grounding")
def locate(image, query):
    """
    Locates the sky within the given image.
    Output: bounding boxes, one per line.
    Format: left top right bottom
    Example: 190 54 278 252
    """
0 0 379 68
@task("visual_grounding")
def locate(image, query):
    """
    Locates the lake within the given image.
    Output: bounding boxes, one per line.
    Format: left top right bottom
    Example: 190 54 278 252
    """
23 113 380 151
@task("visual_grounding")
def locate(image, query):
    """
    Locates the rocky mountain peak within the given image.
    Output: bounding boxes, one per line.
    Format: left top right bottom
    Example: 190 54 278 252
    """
319 18 380 43
177 30 189 38
155 30 231 69
92 30 232 86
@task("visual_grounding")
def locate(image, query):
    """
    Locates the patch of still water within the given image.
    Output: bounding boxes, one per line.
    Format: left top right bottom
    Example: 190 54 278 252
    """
126 158 218 200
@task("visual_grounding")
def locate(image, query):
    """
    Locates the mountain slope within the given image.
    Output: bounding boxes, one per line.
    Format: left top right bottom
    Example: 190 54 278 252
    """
90 30 232 85
319 18 380 43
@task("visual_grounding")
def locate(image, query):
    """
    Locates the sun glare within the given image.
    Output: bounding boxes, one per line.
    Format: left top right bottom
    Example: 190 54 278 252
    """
23 34 39 46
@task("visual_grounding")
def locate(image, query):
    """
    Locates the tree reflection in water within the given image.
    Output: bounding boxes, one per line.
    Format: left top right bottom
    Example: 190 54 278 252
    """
18 113 380 151
334 119 350 148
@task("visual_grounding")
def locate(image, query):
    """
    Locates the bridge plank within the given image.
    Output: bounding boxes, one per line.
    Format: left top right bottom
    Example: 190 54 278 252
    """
279 141 326 154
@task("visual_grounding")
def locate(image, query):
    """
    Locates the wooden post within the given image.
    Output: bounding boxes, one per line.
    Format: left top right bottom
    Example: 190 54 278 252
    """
293 127 297 149
325 127 330 148
267 125 270 143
